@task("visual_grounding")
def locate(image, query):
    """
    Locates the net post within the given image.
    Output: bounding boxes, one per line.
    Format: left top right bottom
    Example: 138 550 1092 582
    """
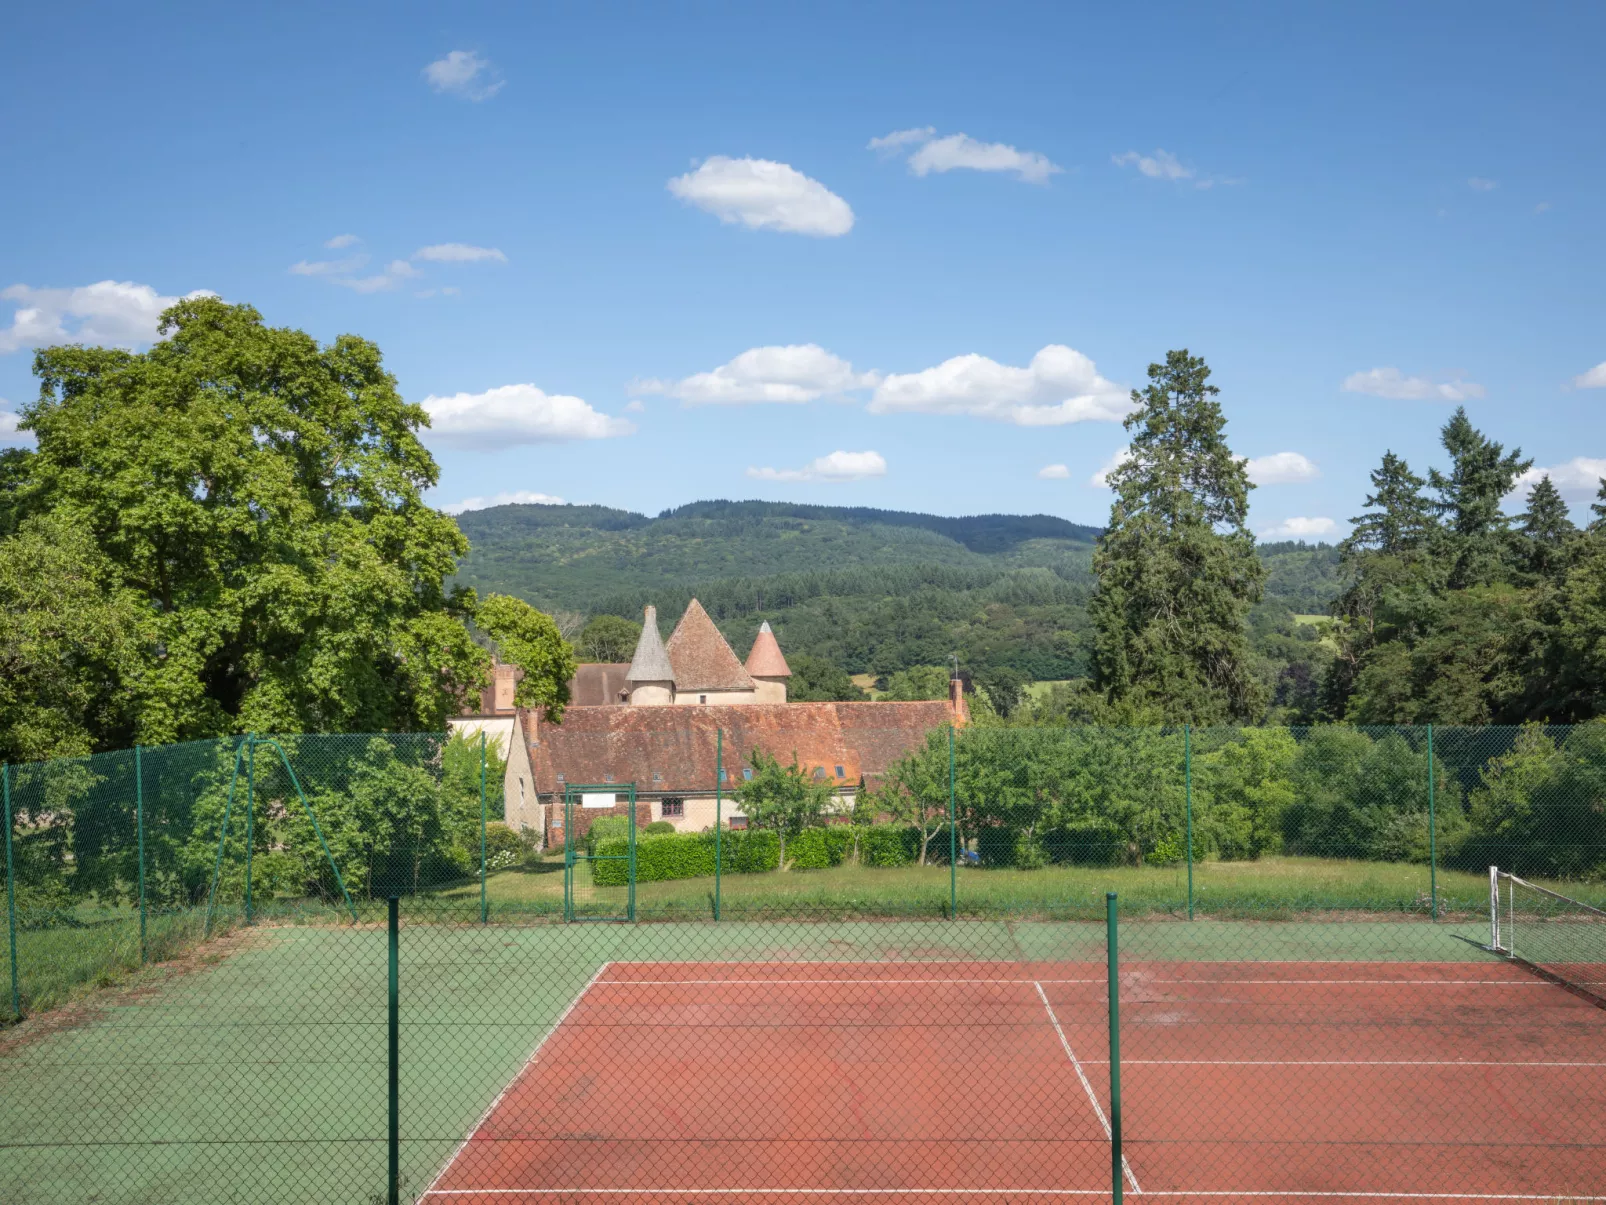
387 895 400 1205
1184 724 1193 921
244 736 256 925
479 730 488 926
4 764 20 1022
948 724 957 920
1427 724 1438 920
1106 891 1123 1205
135 744 147 963
1489 865 1499 951
714 730 723 923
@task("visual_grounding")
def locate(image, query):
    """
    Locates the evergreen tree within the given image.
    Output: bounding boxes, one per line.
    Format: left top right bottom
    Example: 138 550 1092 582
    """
1090 350 1265 722
1344 452 1434 557
1518 474 1577 580
1590 478 1606 533
1428 407 1532 588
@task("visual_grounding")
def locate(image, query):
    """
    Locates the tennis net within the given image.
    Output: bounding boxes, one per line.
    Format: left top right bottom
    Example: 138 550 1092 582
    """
1490 866 1606 1006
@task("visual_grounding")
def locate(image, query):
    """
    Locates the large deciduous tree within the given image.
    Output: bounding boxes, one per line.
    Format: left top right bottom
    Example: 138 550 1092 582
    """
1090 350 1265 722
0 298 566 757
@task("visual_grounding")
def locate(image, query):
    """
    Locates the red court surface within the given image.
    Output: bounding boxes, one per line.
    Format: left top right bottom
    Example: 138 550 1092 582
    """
421 960 1606 1204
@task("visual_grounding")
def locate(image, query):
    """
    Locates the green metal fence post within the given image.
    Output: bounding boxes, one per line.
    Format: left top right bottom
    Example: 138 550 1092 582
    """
135 744 147 963
948 725 957 920
4 764 19 1022
1427 723 1438 921
1107 891 1123 1205
714 730 723 922
1184 724 1193 921
479 730 489 925
387 895 400 1205
244 736 256 924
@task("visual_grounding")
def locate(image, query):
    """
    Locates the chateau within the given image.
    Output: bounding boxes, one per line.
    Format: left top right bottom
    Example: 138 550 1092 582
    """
459 600 965 847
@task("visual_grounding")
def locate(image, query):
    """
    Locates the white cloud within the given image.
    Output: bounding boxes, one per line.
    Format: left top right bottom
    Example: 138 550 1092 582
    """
1572 361 1606 389
747 449 887 483
413 243 507 263
1 402 30 445
1342 367 1486 402
868 127 936 152
423 50 503 101
325 233 361 249
1113 149 1192 181
336 261 420 294
1468 177 1498 192
623 399 646 413
289 255 367 277
442 490 566 516
1037 464 1070 480
869 127 1060 183
0 281 215 354
1510 459 1606 505
419 384 635 449
667 157 854 237
1259 516 1339 540
870 345 1130 427
635 344 878 405
1246 451 1320 485
1090 446 1133 487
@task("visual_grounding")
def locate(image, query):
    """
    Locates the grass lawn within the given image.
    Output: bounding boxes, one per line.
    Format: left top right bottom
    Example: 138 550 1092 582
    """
442 853 1517 922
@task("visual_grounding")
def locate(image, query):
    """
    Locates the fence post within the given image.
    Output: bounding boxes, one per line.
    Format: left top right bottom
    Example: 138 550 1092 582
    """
4 764 19 1022
1426 724 1438 921
948 725 957 920
387 895 400 1205
244 736 256 925
1184 724 1193 922
1106 891 1123 1205
714 729 723 922
136 744 147 963
479 730 488 926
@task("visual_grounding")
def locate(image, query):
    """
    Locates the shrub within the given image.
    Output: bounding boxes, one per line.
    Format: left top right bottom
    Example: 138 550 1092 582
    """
859 824 913 867
585 815 630 856
1044 820 1127 867
786 825 855 870
481 822 525 871
1146 832 1185 867
978 826 1049 868
643 820 676 835
590 828 780 885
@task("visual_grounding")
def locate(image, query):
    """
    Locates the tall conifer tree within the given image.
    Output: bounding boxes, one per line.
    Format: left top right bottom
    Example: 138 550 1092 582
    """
1090 350 1265 722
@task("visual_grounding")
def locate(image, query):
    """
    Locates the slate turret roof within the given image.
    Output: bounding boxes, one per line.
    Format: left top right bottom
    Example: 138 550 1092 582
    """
625 605 676 684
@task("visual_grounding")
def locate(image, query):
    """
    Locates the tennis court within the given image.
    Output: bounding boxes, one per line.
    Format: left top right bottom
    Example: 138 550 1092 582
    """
420 958 1606 1203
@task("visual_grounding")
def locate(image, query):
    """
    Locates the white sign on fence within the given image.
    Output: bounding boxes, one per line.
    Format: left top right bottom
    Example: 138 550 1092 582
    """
581 792 618 809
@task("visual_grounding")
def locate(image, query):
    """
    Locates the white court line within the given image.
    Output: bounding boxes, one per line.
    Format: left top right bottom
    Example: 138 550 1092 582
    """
420 1189 1606 1201
422 961 612 1199
1082 1059 1606 1068
1033 981 1141 1196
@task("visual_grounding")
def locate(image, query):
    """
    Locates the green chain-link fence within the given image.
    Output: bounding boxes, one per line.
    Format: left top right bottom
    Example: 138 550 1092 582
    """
3 723 1604 1203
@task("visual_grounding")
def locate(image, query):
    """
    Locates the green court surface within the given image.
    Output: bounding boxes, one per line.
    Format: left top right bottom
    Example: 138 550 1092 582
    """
0 917 1494 1205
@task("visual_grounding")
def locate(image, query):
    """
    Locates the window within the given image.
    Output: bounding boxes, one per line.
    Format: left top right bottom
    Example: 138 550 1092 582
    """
652 772 662 784
699 694 707 704
661 798 684 818
834 765 845 779
729 815 749 830
742 768 753 781
719 769 728 783
813 767 827 781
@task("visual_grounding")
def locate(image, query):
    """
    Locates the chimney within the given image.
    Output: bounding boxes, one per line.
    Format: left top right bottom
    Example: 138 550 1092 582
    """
949 674 968 724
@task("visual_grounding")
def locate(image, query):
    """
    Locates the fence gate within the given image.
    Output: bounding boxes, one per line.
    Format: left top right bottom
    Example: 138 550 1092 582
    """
562 783 637 922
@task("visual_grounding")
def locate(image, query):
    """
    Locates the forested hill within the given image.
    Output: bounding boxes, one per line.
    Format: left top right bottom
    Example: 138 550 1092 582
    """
451 500 1340 692
452 500 1103 612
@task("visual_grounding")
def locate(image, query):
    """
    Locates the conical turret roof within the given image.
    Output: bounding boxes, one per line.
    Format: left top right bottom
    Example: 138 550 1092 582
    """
744 621 792 678
625 605 675 683
666 599 755 692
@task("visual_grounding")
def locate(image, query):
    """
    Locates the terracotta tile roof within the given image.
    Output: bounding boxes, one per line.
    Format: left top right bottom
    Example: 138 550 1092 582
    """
666 599 755 692
744 621 791 679
523 700 954 795
569 663 629 707
625 605 675 684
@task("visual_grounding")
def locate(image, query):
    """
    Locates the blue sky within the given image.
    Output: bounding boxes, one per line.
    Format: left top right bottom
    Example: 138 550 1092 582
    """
3 1 1602 538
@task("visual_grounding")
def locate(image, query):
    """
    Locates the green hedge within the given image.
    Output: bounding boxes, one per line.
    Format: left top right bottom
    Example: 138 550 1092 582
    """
585 815 631 856
787 826 855 869
591 829 781 885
